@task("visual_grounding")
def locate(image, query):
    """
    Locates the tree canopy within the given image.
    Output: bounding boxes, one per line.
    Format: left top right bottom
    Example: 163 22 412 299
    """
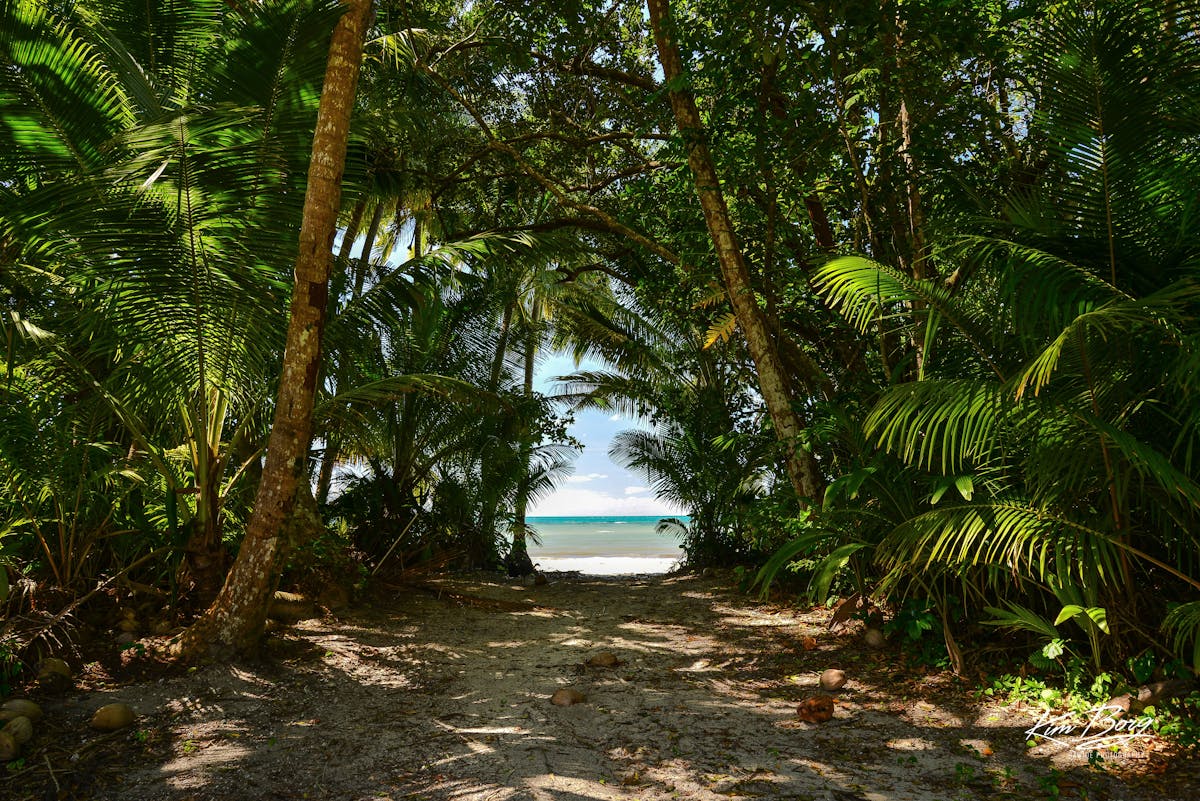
1 0 1198 678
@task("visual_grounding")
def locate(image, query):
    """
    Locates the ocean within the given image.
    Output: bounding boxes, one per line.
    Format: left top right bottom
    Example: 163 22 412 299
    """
525 516 685 575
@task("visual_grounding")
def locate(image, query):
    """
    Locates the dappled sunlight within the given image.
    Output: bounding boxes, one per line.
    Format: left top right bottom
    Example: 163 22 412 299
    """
486 640 535 649
886 736 940 751
161 740 255 789
51 574 1179 801
522 773 628 799
710 602 805 629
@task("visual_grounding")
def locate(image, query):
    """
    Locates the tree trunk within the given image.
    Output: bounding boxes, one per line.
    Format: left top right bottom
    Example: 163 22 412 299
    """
338 198 367 263
477 299 515 549
353 201 386 297
506 316 537 577
646 0 823 503
176 0 372 660
315 434 339 504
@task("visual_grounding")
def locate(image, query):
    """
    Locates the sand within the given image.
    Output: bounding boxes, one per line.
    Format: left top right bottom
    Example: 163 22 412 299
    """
5 571 1195 800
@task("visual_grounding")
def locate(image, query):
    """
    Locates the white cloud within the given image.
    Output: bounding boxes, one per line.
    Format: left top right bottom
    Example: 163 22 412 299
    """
624 486 649 495
565 472 609 483
529 487 684 517
609 414 621 421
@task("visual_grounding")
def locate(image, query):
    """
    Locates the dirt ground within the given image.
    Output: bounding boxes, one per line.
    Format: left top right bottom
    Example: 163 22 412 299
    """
4 571 1197 801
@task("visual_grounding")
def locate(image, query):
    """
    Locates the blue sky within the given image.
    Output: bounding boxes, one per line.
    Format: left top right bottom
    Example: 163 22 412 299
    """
530 352 684 517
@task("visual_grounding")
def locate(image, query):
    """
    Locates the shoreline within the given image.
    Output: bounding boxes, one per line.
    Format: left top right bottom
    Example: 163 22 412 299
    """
530 555 682 575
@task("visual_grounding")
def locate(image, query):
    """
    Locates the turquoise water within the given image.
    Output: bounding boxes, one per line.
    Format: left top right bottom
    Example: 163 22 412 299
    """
525 515 686 574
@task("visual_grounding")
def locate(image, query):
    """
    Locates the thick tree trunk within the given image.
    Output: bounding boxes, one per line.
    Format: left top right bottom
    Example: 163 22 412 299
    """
646 0 822 503
176 0 372 660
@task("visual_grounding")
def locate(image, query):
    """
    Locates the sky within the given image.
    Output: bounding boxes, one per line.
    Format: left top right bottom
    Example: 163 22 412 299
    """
529 352 684 518
335 224 682 518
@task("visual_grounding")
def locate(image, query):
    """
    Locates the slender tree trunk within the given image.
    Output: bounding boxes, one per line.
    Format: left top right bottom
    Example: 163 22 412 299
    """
478 299 515 551
507 316 537 577
892 13 932 377
315 434 339 504
353 201 386 296
318 198 378 503
176 0 372 660
338 198 367 263
646 0 822 503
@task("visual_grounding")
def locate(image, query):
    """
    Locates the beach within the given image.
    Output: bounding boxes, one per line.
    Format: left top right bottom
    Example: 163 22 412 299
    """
525 515 684 574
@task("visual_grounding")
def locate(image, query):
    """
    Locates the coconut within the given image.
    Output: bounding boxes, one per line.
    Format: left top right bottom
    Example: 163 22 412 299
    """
586 652 621 668
0 732 18 762
1 716 32 745
550 688 587 706
819 668 847 691
39 657 70 677
796 695 834 724
268 591 317 623
1 699 42 722
37 658 72 693
90 703 136 731
863 627 886 649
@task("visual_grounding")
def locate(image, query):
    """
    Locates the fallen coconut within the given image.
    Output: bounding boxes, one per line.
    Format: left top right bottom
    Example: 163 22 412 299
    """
586 652 621 668
796 695 834 724
37 658 72 693
90 703 136 731
1 699 42 722
39 657 70 677
267 591 317 624
0 732 18 762
1 716 32 745
863 628 886 649
550 688 586 706
819 668 847 691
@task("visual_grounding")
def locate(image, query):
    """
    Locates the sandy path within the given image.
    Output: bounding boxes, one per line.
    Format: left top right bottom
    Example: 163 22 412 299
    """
7 572 1194 800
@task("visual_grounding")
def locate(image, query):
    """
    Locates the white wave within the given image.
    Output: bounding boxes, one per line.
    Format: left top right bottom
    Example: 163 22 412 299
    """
535 556 680 575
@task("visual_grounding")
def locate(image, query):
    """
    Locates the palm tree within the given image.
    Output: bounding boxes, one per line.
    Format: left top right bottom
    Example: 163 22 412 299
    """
559 291 777 565
179 0 375 659
1 0 342 598
646 0 824 505
767 0 1200 671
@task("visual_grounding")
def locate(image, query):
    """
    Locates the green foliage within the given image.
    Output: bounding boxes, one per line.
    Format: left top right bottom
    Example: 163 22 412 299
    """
884 597 953 669
0 0 1196 689
759 0 1200 676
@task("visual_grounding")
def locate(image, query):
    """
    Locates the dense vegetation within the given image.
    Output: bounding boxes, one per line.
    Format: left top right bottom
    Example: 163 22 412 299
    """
1 0 1197 693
